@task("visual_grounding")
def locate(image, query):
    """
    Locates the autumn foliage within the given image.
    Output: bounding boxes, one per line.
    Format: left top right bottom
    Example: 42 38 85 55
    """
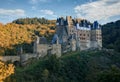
0 61 14 82
0 18 56 55
0 23 34 55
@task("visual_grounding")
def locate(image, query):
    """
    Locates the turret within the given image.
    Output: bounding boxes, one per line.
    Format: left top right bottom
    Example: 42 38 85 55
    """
66 16 73 26
90 21 102 49
56 18 59 25
56 17 65 26
93 21 99 29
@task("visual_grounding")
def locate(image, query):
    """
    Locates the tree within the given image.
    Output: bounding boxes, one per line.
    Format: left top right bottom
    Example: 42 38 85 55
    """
114 39 120 52
97 65 120 82
42 69 49 82
102 20 120 52
0 61 14 82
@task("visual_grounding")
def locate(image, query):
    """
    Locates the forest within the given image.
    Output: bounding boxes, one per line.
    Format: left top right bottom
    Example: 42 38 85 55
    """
0 18 56 55
102 20 120 52
4 50 120 82
0 18 120 82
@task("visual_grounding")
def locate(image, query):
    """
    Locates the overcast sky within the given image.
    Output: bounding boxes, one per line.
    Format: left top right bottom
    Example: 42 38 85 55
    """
0 0 120 24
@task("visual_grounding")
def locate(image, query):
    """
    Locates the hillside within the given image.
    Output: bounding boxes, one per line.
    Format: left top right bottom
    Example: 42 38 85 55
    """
102 20 120 52
4 50 120 82
1 18 120 55
1 18 120 82
0 18 56 55
12 17 56 37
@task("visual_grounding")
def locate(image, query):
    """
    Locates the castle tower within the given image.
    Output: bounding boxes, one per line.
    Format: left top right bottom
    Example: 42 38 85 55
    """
66 16 73 26
90 21 102 49
66 16 74 36
33 36 39 53
51 35 61 57
96 26 102 49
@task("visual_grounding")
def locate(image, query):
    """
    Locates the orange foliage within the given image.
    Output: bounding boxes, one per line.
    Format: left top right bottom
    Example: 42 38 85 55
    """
48 30 55 33
0 22 55 55
0 23 34 55
0 23 33 48
0 61 14 82
40 30 46 35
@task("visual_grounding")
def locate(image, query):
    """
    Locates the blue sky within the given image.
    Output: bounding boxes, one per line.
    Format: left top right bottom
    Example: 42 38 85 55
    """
0 0 120 24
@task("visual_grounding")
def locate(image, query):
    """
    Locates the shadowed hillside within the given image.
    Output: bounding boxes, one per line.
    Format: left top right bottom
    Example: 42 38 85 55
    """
4 50 120 82
102 20 120 52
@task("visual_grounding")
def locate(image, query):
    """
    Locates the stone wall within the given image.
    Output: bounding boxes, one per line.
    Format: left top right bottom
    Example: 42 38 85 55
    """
20 54 37 63
0 56 20 63
37 44 48 57
51 44 61 57
70 39 76 51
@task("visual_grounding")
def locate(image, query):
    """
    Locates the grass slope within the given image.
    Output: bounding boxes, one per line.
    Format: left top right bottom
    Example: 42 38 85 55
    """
5 50 120 82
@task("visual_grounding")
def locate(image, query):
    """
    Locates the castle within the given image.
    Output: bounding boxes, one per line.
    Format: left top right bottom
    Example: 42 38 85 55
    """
0 16 102 65
34 16 102 57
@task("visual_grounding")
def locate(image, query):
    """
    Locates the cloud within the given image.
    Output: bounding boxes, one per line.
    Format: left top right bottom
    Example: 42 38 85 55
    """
74 0 120 22
31 6 36 10
40 9 54 15
39 9 57 19
0 9 25 24
0 9 25 16
29 0 47 4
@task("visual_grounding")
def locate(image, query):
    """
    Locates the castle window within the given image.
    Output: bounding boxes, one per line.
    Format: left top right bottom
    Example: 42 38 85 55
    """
84 34 85 36
87 34 89 37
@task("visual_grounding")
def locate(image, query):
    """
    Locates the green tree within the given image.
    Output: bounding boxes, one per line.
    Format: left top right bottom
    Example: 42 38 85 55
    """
114 39 120 52
42 69 49 82
97 65 120 82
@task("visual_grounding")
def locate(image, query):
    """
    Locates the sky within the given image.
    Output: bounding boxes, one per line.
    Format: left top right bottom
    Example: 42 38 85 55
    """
0 0 120 24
